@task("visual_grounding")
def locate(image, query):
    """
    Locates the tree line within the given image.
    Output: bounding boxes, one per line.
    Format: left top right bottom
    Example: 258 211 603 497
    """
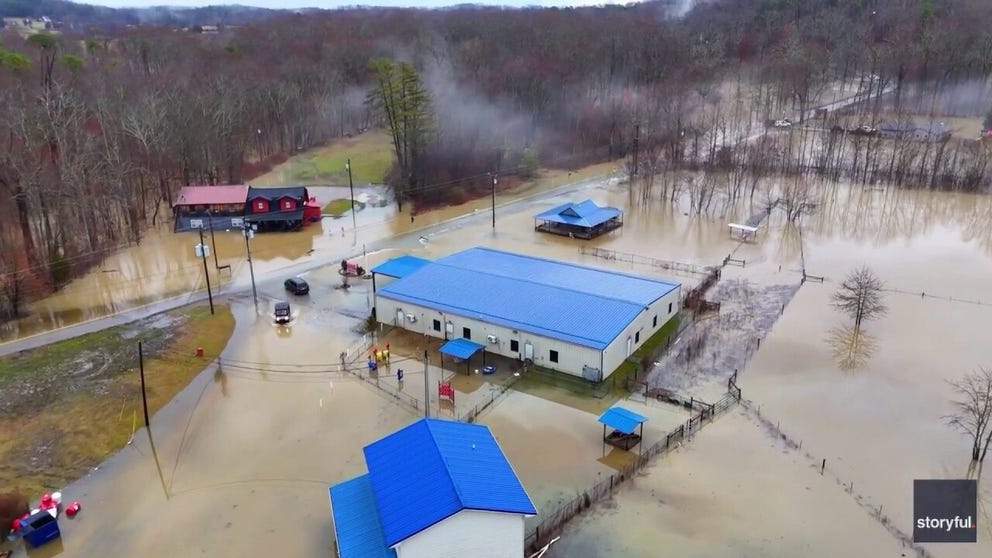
3 0 992 319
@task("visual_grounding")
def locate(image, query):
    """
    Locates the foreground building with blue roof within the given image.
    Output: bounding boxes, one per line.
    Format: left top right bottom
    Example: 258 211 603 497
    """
329 418 536 558
371 247 681 381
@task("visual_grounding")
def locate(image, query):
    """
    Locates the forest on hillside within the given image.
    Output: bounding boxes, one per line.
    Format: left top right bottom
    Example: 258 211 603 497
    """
2 0 992 319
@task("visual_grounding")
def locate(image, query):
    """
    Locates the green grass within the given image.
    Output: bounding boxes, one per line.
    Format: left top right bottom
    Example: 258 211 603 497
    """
323 198 367 216
291 131 394 184
0 305 235 497
611 314 682 385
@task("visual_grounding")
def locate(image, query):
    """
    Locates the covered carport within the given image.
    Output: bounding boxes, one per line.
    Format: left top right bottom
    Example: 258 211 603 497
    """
439 338 486 375
598 406 647 451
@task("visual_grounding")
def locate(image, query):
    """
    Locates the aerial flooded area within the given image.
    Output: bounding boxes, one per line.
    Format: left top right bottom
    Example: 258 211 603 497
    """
543 182 992 557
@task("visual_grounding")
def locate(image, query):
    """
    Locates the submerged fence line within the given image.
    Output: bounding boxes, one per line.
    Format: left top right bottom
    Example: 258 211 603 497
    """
740 400 933 558
523 386 742 554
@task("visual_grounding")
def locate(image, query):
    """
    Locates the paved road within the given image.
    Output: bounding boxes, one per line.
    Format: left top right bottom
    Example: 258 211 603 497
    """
0 172 617 357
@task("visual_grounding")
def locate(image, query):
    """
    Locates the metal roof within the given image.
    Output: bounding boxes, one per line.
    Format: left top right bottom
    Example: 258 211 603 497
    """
173 185 249 207
377 247 679 349
328 475 397 558
439 338 485 360
436 247 677 307
246 186 308 200
598 406 648 434
371 255 432 279
534 199 622 228
364 418 537 547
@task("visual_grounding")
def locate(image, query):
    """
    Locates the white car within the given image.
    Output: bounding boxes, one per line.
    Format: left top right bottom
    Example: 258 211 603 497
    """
773 119 793 128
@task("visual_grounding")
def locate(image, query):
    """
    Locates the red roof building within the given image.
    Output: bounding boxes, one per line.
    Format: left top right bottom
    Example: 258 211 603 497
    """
173 185 250 232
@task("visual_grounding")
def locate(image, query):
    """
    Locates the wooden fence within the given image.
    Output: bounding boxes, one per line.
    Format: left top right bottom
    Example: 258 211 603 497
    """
523 387 742 553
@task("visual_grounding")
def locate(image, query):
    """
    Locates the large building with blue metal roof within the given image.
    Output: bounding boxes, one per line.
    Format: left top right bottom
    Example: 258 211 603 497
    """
371 247 681 381
328 417 536 558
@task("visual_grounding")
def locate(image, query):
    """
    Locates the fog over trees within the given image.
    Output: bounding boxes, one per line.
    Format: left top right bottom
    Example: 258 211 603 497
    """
3 0 992 318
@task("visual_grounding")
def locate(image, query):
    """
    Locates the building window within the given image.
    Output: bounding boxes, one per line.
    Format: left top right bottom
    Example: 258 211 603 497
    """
668 302 673 314
432 319 441 332
510 340 519 352
549 350 559 363
463 327 471 340
653 315 658 328
635 331 640 343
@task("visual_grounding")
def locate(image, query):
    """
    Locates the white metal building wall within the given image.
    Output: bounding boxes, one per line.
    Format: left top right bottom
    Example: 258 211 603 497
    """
394 510 525 558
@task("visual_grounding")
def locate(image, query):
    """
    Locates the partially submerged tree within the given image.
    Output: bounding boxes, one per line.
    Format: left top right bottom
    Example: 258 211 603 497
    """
831 266 887 332
946 367 992 464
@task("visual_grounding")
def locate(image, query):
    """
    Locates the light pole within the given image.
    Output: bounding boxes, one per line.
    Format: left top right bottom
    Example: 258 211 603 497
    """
196 226 215 315
243 223 258 309
491 173 497 229
346 158 357 232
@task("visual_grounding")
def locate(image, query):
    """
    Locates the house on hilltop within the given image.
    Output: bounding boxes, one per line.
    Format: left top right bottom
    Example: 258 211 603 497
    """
328 417 537 558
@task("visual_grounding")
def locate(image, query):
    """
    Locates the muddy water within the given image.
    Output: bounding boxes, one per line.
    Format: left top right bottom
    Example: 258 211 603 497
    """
482 391 687 530
17 296 417 558
548 410 908 558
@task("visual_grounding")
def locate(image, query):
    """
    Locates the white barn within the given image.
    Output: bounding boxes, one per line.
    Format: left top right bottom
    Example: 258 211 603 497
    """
370 247 681 381
328 417 537 558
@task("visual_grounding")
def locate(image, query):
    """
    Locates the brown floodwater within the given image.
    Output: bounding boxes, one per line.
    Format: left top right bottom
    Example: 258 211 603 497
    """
8 172 992 557
545 180 992 557
548 410 909 558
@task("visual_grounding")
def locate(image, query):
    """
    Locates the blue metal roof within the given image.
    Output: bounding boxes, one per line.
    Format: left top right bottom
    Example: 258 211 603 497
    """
329 475 397 558
599 406 648 434
371 255 432 279
378 247 680 349
364 418 536 547
534 199 622 228
436 247 677 307
439 338 485 360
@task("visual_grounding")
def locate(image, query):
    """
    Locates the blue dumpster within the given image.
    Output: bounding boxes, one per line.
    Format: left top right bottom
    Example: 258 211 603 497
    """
18 509 60 548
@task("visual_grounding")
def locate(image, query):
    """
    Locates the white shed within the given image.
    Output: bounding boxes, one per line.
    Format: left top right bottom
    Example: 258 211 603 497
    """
329 418 537 558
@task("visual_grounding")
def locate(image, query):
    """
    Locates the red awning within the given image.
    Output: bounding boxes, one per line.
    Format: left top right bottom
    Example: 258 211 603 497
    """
173 185 249 207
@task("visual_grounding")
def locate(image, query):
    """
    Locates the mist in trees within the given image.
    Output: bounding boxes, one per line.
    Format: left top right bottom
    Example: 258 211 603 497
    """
3 0 992 319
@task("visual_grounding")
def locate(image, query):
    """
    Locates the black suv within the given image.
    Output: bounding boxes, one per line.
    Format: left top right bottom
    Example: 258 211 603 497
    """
284 277 310 295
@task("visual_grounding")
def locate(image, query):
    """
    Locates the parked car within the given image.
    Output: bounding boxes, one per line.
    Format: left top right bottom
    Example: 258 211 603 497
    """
773 119 792 128
274 301 292 324
284 277 309 295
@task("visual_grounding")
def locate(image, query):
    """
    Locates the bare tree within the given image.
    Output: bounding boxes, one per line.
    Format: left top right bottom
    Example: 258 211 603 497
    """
831 266 887 331
945 367 992 464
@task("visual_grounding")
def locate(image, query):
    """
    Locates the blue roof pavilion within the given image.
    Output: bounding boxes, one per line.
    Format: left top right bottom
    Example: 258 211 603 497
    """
534 199 623 239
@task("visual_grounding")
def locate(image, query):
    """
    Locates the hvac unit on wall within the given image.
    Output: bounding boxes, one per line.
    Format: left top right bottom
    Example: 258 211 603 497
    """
406 313 417 323
486 334 499 344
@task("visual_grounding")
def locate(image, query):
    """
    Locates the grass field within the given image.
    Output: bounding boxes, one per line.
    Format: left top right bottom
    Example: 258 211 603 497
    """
0 304 235 497
323 198 367 216
251 131 394 186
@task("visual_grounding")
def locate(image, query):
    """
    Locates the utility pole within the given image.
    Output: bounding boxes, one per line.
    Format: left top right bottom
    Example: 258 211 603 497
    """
631 123 640 178
208 224 220 270
243 225 258 309
197 226 215 315
346 158 357 232
491 173 497 229
138 341 150 427
424 350 430 419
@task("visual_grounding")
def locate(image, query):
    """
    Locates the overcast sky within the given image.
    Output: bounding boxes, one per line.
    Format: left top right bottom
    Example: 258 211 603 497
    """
85 1 645 8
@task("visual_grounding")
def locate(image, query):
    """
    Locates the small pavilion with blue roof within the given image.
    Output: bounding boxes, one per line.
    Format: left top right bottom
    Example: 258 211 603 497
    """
328 417 537 558
534 199 623 239
598 406 648 451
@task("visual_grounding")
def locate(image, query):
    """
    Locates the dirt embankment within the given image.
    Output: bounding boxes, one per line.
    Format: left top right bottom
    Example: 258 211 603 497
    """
0 304 234 498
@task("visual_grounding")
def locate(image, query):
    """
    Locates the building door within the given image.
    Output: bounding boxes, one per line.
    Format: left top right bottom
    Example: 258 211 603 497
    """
523 342 534 361
445 321 453 339
395 309 404 326
626 336 633 356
